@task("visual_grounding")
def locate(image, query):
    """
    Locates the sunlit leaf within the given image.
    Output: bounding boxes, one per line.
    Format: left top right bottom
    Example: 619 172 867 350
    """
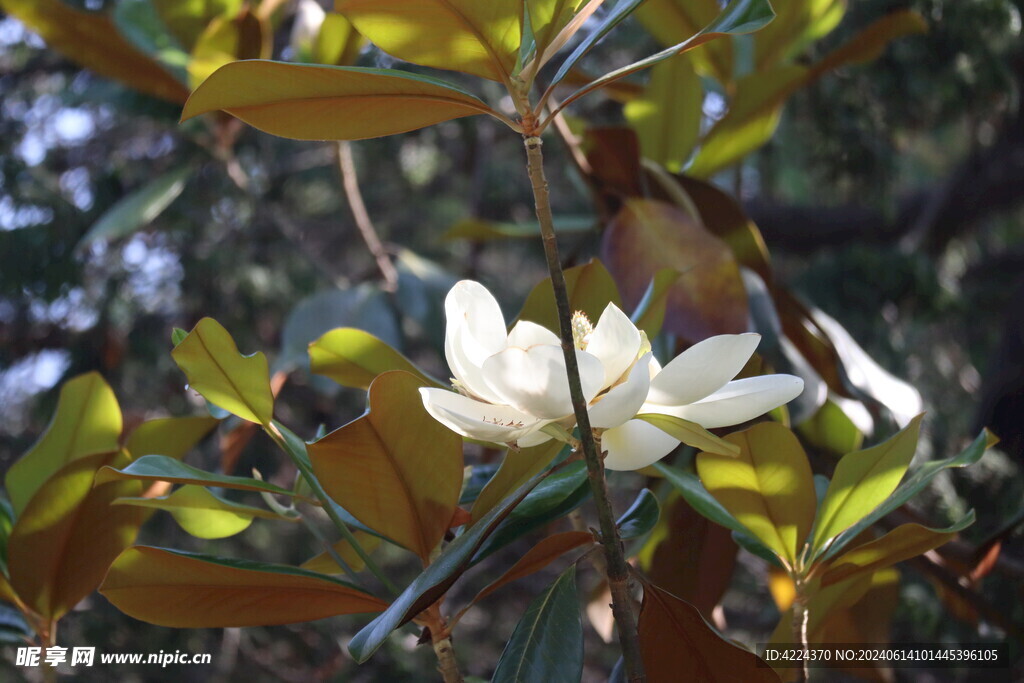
526 0 589 72
635 413 740 457
470 440 565 522
301 531 382 574
151 0 243 51
635 0 732 83
639 581 779 681
616 489 660 540
821 514 974 587
547 0 646 90
309 328 437 391
171 317 274 424
124 415 220 460
309 371 463 562
655 462 747 538
624 54 701 172
113 485 289 539
8 452 146 620
696 423 817 567
468 531 593 608
517 259 622 333
602 198 748 341
492 566 583 683
1 0 190 103
797 398 864 455
754 0 845 69
313 12 365 66
810 414 924 558
5 372 122 514
336 0 522 82
182 61 500 140
100 546 387 627
95 454 298 498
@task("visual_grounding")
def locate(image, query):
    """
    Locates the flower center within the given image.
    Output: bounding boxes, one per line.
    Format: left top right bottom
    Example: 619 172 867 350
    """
571 311 593 350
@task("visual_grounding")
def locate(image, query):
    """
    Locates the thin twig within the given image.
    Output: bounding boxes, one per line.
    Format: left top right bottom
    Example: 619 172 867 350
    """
791 578 810 683
522 135 645 682
337 141 400 292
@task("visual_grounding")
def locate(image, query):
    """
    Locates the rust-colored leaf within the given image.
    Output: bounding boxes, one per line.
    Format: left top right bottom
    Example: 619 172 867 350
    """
469 530 593 607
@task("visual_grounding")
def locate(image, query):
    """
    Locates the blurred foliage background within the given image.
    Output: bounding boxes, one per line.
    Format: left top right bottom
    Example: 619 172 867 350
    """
1 0 1023 680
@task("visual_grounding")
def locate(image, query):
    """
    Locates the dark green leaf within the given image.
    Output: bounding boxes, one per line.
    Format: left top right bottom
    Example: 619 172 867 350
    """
94 454 297 497
80 163 193 246
617 489 660 540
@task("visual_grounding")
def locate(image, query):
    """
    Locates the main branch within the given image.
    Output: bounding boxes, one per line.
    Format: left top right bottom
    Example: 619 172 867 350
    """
523 136 645 682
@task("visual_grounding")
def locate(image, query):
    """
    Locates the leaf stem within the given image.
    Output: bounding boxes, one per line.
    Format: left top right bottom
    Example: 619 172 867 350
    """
522 135 646 682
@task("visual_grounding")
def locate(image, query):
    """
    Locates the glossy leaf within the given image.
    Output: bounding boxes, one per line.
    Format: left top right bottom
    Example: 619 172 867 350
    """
811 414 924 557
112 485 288 539
100 546 387 627
470 440 565 522
630 268 682 338
624 54 702 172
636 0 732 83
302 531 382 574
823 429 997 562
616 489 660 540
821 514 974 587
696 423 817 567
348 468 553 662
469 530 593 607
516 259 622 333
8 452 146 620
526 0 589 72
336 0 522 82
655 462 747 538
492 565 583 683
95 454 298 498
602 199 748 341
0 0 190 103
547 0 646 89
124 415 220 460
309 328 436 391
171 317 274 424
796 398 864 455
6 372 122 514
639 582 779 682
309 371 463 562
635 413 741 457
182 61 499 140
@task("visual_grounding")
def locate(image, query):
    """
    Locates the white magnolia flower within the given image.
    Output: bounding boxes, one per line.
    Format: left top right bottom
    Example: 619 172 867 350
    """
601 333 804 471
419 281 652 447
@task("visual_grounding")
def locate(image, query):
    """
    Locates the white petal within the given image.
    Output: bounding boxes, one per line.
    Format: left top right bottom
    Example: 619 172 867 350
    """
443 281 509 402
445 324 507 404
482 346 605 419
586 303 642 389
517 430 554 448
419 388 545 443
669 374 805 428
507 320 560 349
588 354 652 429
648 333 761 405
602 419 680 471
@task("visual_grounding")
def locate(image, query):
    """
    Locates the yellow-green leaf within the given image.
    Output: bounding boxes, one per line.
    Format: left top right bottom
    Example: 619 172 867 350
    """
309 371 464 563
315 12 365 66
624 53 702 172
152 0 243 52
124 416 220 460
336 0 522 82
754 0 845 69
526 0 588 70
171 317 274 425
182 60 498 140
636 0 732 84
7 452 146 620
100 546 388 627
820 515 973 587
696 422 816 567
516 259 622 333
811 414 924 555
5 372 122 514
470 439 565 522
309 328 439 391
0 0 190 103
635 414 740 457
113 485 288 539
301 531 382 574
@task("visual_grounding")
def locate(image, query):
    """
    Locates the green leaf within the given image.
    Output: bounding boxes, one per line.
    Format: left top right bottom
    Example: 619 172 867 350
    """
348 468 555 663
525 0 586 72
113 485 289 539
654 462 746 537
336 0 522 82
516 259 622 333
630 268 683 338
182 60 500 140
820 429 996 563
309 371 464 563
552 0 776 117
100 546 387 627
624 54 702 172
124 415 220 460
696 423 817 567
820 514 975 587
635 413 740 457
796 398 864 455
635 0 733 83
810 414 924 558
113 0 191 83
5 372 122 514
471 440 565 522
171 317 274 424
492 565 583 683
314 12 365 66
547 0 646 89
8 452 146 620
94 454 298 498
617 489 660 540
309 328 437 391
